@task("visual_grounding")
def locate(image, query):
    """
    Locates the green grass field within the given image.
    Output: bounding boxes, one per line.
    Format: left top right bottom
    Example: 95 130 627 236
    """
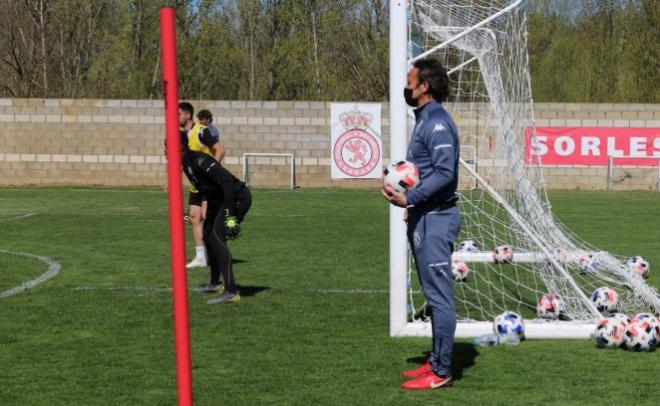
1 187 659 405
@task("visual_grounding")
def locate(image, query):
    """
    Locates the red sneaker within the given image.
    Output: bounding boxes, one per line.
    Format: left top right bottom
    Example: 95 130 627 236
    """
401 360 431 378
401 372 453 390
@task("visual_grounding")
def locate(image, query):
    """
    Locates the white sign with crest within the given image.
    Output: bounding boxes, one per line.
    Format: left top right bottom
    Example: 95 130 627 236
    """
330 103 382 179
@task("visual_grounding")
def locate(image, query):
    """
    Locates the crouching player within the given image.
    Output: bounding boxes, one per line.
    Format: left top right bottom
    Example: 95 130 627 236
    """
180 134 252 304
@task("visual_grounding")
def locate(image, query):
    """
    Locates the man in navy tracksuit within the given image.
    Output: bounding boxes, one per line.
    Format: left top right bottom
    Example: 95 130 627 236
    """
383 59 461 390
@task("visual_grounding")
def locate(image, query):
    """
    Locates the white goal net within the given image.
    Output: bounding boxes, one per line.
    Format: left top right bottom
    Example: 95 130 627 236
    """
390 0 660 338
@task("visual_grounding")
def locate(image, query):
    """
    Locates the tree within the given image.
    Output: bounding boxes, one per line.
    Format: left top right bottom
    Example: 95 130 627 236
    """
25 0 52 96
0 0 656 102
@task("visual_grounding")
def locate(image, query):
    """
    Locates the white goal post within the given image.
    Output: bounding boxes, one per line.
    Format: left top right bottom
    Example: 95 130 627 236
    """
389 0 410 337
242 152 296 190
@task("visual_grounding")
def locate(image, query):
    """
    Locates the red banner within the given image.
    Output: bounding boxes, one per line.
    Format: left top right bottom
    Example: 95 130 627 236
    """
525 127 660 166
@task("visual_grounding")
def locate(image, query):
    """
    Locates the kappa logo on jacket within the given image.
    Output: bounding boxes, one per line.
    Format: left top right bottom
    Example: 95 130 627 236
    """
432 123 447 133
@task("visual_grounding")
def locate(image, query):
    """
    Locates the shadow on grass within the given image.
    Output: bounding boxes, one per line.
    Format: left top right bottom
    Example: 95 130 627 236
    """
236 285 270 297
232 258 248 264
406 342 479 381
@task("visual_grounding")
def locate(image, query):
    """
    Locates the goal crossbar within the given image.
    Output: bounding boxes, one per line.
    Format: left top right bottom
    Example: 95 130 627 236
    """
410 0 523 63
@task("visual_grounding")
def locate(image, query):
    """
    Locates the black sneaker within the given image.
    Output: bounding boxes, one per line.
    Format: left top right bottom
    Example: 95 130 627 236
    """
195 283 223 293
207 291 240 304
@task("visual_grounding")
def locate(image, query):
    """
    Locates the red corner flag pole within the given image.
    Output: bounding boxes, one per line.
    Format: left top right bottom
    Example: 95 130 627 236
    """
159 7 193 406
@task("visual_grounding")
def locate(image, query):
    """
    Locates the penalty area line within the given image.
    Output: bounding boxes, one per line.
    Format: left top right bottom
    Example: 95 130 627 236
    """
0 213 38 222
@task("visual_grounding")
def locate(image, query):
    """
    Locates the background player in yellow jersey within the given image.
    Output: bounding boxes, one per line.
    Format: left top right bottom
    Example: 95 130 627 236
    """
196 109 224 163
178 102 224 273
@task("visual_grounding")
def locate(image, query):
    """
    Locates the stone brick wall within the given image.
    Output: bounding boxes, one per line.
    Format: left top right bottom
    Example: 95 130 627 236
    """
0 99 658 190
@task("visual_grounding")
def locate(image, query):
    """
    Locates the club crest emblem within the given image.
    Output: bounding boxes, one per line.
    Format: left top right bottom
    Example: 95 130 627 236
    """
333 107 380 177
413 231 421 247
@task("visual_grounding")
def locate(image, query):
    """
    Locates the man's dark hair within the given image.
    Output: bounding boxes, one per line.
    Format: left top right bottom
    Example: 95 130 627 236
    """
413 59 450 102
179 102 194 117
197 109 213 121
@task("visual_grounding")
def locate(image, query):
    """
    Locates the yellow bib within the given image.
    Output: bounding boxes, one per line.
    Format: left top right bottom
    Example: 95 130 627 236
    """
187 123 216 157
187 123 216 194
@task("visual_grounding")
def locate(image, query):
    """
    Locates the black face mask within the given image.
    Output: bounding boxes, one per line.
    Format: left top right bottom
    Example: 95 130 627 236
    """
403 87 418 107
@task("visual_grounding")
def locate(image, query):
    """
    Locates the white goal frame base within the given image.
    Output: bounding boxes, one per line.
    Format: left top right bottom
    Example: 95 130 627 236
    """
452 251 607 263
399 320 595 339
398 249 607 339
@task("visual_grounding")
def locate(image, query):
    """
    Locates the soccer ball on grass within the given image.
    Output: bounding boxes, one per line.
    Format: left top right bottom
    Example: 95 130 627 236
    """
592 316 626 349
536 293 565 319
493 245 513 264
591 287 619 313
630 313 660 338
623 320 658 352
457 240 478 253
551 247 567 266
626 256 650 278
578 253 600 274
610 312 630 326
493 311 524 337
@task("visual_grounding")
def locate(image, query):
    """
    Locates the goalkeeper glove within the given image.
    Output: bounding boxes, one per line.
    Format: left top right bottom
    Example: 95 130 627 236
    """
224 209 241 239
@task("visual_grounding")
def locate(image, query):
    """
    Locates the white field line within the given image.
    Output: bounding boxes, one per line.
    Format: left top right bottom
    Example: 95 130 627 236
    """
0 188 360 195
245 213 305 217
311 288 388 294
0 213 38 222
0 249 61 299
259 190 344 194
0 187 163 194
0 212 62 299
70 189 163 194
74 213 162 217
71 189 336 194
0 188 358 196
71 286 173 292
68 286 388 294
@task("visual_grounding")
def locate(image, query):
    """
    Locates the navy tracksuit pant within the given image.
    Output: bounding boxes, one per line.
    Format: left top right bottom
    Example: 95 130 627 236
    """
407 206 461 376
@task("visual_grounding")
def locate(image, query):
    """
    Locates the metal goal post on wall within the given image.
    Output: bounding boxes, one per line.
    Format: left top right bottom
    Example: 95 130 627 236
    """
242 152 296 190
606 155 660 192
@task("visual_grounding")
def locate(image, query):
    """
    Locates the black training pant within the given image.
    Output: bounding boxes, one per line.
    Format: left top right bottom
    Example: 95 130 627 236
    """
204 187 251 292
204 202 236 292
